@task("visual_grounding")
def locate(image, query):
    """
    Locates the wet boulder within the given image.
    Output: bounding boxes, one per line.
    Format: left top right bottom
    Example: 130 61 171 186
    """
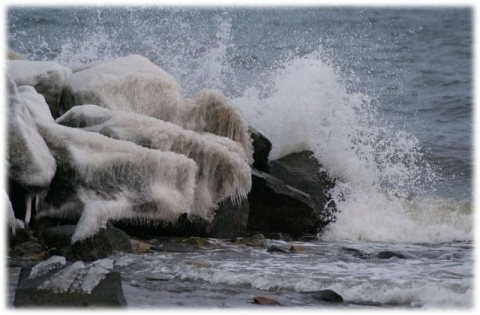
249 127 272 172
248 169 319 238
41 224 133 261
268 151 337 230
7 60 72 118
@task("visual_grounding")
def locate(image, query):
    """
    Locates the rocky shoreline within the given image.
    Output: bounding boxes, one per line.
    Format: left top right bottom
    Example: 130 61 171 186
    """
6 49 338 308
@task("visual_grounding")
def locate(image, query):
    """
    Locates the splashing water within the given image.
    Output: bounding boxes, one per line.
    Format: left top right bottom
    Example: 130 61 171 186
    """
9 7 472 243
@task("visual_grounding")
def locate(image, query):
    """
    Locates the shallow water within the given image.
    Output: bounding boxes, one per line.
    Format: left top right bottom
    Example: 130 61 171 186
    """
112 238 473 309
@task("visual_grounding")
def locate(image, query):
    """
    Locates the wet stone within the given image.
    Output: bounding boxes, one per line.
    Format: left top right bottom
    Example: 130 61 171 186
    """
304 289 344 303
152 242 197 253
253 296 281 305
289 245 307 253
243 234 267 248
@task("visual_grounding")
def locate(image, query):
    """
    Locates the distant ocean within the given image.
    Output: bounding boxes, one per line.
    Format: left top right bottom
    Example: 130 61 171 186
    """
6 6 474 308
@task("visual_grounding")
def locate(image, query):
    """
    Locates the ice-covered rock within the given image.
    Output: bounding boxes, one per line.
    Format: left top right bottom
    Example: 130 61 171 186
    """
6 77 57 225
28 256 67 279
7 60 72 117
59 55 253 159
34 121 198 242
57 104 251 219
14 258 126 307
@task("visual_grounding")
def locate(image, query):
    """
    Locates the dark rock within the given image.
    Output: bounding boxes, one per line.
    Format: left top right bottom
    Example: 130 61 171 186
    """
249 127 272 172
152 243 197 253
248 168 319 238
267 245 290 254
253 296 281 305
204 197 249 239
243 233 267 248
114 197 249 239
10 241 48 262
304 289 344 303
14 259 126 307
64 225 132 261
42 225 76 250
263 232 294 242
9 228 31 246
342 247 367 259
268 151 337 231
377 251 407 259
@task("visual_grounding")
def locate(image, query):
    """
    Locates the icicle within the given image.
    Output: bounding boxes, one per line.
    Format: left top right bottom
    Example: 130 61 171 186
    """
24 193 34 226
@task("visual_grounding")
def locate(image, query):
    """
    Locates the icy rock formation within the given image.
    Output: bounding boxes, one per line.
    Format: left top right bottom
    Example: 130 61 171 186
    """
35 121 198 242
59 54 253 159
7 60 72 117
57 104 252 219
31 258 113 294
6 77 57 225
28 256 67 279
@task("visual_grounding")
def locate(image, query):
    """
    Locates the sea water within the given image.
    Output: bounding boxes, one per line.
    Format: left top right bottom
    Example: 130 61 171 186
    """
6 6 474 308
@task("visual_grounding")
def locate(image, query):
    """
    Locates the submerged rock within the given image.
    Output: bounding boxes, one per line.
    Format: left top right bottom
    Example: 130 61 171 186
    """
377 251 407 259
248 169 318 238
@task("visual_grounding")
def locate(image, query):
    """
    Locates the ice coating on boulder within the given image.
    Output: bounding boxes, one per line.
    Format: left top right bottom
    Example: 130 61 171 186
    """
29 256 67 279
18 85 55 122
7 77 57 190
35 121 198 242
60 55 253 160
35 259 114 294
57 104 252 219
7 60 72 117
37 261 86 293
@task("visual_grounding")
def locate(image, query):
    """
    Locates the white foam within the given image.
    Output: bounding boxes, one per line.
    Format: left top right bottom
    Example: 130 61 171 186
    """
232 51 471 243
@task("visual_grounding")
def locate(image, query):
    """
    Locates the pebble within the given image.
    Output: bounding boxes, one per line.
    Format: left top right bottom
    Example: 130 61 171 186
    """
130 239 151 253
183 260 213 268
253 296 281 305
289 245 307 253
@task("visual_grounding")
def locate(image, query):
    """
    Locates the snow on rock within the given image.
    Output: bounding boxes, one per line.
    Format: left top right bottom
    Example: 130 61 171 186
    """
34 121 198 242
7 60 72 118
59 55 253 159
57 104 252 219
